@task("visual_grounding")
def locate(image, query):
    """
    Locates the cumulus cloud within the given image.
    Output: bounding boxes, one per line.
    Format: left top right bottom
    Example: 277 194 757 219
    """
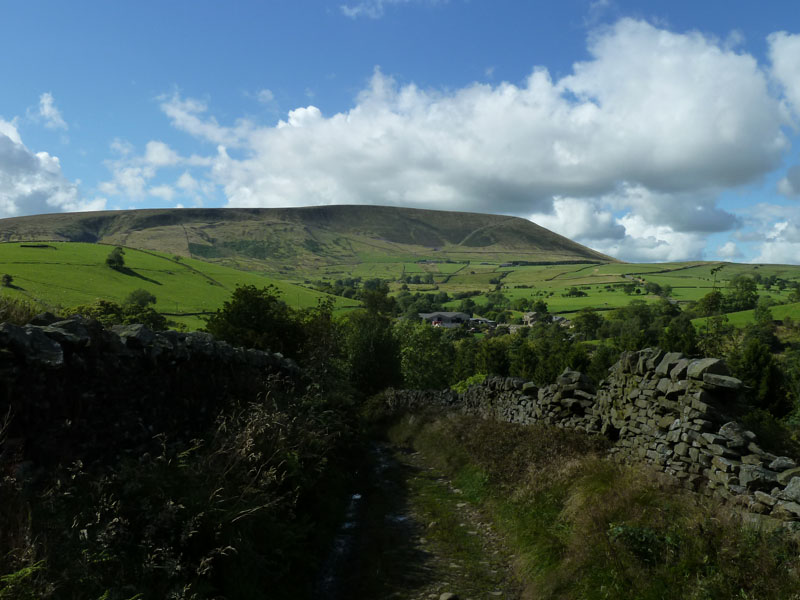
769 31 800 118
530 197 624 242
159 94 252 147
778 165 800 197
144 141 180 167
99 138 214 207
148 19 799 261
37 92 67 130
717 241 743 260
0 117 99 217
149 184 176 201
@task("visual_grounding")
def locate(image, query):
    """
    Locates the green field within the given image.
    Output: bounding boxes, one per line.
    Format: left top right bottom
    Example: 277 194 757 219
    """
5 239 800 330
0 242 358 329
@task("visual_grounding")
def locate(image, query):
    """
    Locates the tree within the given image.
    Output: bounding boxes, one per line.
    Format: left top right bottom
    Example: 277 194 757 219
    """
725 275 758 312
727 335 789 416
659 314 699 355
65 299 167 331
124 288 157 308
572 308 603 340
1 274 12 287
204 285 304 356
695 290 723 317
395 320 454 389
342 309 401 397
106 246 125 270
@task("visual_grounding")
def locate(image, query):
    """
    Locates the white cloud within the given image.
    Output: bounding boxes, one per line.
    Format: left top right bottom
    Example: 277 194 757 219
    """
769 31 800 118
594 214 709 262
170 21 783 220
778 165 800 197
36 92 67 130
717 241 743 260
149 184 176 201
0 117 98 217
340 0 425 19
256 89 274 104
159 94 252 147
734 206 800 264
176 171 198 191
530 197 624 241
144 19 800 261
144 141 180 167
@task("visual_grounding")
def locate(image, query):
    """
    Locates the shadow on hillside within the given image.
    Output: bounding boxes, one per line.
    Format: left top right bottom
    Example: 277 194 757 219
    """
112 266 162 286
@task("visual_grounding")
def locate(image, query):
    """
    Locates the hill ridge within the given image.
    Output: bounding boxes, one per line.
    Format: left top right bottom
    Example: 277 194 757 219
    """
0 205 618 270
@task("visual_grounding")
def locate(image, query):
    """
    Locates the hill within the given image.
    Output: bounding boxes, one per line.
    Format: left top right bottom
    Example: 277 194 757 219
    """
0 242 357 329
0 205 617 276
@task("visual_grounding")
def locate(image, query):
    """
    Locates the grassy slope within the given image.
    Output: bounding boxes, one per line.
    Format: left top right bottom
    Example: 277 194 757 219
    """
4 209 800 326
0 206 616 276
387 413 800 600
0 242 357 329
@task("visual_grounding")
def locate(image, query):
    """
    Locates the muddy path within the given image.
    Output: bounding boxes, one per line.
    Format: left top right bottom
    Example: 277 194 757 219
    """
316 443 521 599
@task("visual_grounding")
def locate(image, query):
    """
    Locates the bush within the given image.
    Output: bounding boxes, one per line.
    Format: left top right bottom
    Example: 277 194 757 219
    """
123 288 157 308
105 246 125 269
389 414 800 600
65 299 167 330
0 295 43 325
204 285 305 356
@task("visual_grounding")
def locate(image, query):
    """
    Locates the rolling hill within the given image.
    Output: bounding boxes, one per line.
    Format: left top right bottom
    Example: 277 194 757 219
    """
0 205 617 276
0 242 359 330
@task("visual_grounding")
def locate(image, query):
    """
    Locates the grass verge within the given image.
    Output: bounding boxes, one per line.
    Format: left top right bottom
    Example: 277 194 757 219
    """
385 412 800 600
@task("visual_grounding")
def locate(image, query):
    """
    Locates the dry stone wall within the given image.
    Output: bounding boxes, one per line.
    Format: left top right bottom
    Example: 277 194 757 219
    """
384 347 800 522
0 314 298 472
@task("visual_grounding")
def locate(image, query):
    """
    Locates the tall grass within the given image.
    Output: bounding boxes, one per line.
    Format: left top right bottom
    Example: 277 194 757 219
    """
0 386 358 599
0 295 43 325
387 413 800 600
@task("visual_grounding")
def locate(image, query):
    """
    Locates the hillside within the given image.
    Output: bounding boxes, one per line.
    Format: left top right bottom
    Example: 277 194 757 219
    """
0 242 357 329
0 205 616 275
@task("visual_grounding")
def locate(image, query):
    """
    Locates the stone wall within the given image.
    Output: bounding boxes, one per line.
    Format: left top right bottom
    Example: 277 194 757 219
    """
0 314 298 472
383 347 800 522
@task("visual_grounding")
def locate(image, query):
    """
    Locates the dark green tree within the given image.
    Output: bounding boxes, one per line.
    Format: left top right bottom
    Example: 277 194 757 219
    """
395 320 455 389
204 285 304 356
727 335 789 416
342 309 401 397
659 313 699 355
124 288 157 308
572 308 603 340
105 246 125 269
725 275 758 312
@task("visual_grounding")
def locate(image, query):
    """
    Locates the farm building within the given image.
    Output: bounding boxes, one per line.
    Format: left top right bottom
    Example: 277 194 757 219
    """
418 311 471 328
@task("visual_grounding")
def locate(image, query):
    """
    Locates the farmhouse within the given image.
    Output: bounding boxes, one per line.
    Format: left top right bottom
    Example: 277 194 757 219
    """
418 311 471 328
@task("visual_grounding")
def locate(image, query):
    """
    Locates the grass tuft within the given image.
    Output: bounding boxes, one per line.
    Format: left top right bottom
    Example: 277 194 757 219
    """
386 412 800 600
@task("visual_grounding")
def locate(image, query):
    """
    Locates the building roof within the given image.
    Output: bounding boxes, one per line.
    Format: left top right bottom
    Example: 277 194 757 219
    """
418 312 471 321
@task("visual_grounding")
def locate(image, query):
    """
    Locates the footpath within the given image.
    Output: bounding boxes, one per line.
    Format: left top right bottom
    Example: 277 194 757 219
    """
317 443 522 600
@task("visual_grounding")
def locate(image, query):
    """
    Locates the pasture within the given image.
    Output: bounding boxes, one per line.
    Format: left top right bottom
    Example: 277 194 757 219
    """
0 242 357 329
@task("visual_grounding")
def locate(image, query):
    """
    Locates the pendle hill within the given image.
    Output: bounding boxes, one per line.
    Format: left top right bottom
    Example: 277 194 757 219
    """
0 205 614 270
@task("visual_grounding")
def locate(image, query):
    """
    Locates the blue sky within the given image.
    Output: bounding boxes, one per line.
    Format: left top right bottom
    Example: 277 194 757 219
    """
3 1 800 264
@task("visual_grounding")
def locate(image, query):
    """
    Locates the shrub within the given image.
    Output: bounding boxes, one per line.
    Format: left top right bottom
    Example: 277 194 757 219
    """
0 295 43 325
105 246 125 269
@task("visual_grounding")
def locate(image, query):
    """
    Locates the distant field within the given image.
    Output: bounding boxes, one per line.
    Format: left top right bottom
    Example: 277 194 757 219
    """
0 242 357 330
5 239 800 331
692 302 800 330
433 261 800 321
